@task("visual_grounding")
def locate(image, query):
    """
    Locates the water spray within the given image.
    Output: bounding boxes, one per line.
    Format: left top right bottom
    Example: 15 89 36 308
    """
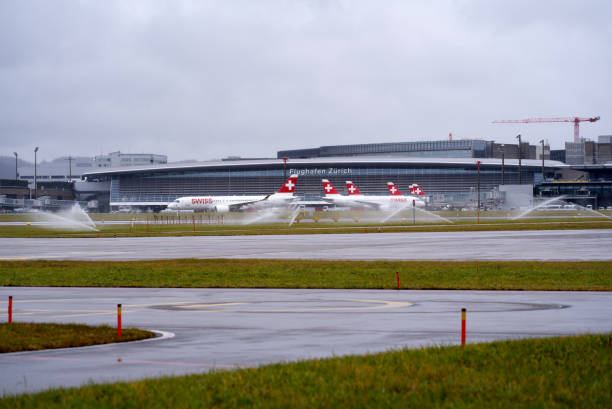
31 204 98 231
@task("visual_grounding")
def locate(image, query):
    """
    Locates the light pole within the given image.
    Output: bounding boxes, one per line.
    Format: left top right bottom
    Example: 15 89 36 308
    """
34 146 39 199
500 144 504 185
540 140 545 183
66 156 73 182
477 160 481 224
516 135 521 184
13 152 18 182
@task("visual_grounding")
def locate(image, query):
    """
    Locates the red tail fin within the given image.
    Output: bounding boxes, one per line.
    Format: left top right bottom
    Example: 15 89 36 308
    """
409 184 425 196
387 182 403 196
345 181 362 195
322 179 339 195
277 174 298 194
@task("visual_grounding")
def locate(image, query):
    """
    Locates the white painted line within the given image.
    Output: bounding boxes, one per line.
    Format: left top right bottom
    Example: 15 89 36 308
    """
148 330 175 341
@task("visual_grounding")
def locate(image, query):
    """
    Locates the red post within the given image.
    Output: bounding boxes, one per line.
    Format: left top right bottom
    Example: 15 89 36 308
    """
8 296 12 323
117 304 122 338
461 308 466 345
396 272 400 289
477 161 481 224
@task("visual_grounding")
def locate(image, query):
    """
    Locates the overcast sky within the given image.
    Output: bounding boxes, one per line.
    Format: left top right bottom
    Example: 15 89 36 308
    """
1 0 611 162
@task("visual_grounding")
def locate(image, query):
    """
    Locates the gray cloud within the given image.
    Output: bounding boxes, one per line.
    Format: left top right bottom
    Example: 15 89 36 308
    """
1 0 611 162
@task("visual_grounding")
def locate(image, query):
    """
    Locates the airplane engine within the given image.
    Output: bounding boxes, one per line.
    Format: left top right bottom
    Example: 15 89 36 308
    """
214 205 230 213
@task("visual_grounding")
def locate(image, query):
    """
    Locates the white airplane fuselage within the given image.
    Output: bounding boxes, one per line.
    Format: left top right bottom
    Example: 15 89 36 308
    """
167 193 295 212
167 174 299 213
322 194 425 210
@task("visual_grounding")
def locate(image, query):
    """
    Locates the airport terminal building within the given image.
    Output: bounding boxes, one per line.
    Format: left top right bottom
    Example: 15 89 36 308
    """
83 154 565 212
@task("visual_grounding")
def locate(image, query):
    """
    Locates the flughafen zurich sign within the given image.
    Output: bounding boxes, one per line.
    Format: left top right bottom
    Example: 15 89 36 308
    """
288 168 353 176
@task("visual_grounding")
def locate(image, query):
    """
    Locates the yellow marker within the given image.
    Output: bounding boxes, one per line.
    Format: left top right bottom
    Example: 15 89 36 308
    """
26 222 31 226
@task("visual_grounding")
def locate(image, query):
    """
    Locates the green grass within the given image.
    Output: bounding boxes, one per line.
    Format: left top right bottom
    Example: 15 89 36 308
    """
0 209 611 238
1 259 611 290
1 209 610 222
0 322 154 353
2 333 610 408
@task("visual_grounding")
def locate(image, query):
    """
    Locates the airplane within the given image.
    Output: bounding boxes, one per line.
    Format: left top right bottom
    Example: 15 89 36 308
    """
321 179 425 209
167 174 299 212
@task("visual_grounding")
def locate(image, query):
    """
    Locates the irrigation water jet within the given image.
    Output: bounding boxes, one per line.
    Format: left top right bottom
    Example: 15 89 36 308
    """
241 207 281 225
287 205 302 227
380 204 453 224
569 203 612 220
510 195 612 221
32 204 98 231
510 196 567 220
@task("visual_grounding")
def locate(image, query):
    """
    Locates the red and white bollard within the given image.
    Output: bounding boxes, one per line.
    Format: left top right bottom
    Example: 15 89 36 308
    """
8 296 12 324
117 304 122 338
461 308 466 345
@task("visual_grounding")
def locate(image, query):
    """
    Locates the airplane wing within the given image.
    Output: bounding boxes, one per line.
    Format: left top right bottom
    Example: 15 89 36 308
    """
231 195 272 211
350 199 382 210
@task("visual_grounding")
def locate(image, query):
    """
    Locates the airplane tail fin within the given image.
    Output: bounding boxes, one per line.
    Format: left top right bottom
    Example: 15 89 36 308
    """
345 181 362 195
276 174 298 194
387 182 403 196
322 179 340 195
409 184 426 196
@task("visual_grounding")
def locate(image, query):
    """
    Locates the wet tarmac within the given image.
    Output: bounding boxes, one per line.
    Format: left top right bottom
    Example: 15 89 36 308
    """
1 287 611 396
1 229 611 261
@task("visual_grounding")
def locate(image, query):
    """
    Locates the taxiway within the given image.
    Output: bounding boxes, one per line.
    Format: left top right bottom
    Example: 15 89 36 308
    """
1 229 611 260
1 287 611 396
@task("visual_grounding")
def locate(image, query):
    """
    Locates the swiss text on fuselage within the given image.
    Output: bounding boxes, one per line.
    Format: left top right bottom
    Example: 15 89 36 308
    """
192 198 213 205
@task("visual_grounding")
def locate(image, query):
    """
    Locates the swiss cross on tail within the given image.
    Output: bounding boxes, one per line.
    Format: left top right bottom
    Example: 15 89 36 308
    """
345 181 362 195
321 179 339 195
387 182 403 196
277 174 298 193
409 184 426 196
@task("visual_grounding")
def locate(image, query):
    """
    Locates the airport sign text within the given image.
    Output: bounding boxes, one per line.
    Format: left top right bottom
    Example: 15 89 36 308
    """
289 168 353 176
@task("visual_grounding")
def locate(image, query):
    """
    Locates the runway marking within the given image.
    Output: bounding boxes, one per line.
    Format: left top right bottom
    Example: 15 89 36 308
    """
149 330 175 340
169 299 414 313
125 302 192 308
280 299 414 312
10 302 192 319
181 302 248 308
12 299 192 305
13 299 114 304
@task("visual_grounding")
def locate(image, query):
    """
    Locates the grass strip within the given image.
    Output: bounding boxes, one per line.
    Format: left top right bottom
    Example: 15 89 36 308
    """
0 322 154 353
0 219 611 238
1 259 611 291
2 333 610 408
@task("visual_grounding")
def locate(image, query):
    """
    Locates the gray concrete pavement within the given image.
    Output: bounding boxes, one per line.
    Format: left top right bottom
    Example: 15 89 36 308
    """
1 287 611 396
1 229 611 260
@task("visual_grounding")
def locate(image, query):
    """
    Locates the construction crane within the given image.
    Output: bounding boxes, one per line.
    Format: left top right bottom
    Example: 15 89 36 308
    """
492 116 600 143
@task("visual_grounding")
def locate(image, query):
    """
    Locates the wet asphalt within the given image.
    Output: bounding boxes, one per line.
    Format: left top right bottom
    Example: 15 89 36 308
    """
1 287 611 396
1 229 611 261
1 229 611 395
